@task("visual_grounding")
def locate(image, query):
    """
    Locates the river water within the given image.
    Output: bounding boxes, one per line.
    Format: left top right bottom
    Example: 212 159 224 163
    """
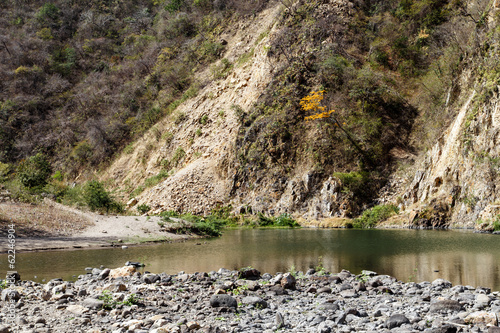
6 228 500 290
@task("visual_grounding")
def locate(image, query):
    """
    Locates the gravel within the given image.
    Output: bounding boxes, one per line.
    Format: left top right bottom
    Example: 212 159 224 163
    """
2 266 500 332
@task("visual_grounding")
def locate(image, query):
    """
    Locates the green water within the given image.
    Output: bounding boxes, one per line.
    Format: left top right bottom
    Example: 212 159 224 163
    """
4 229 500 290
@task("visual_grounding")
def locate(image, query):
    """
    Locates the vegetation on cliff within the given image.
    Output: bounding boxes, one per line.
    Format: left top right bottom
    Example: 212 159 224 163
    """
1 0 498 225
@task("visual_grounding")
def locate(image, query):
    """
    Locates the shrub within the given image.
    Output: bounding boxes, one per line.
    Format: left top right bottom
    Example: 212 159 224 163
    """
257 213 300 227
353 204 399 228
144 170 170 187
0 162 11 182
171 147 185 166
137 204 151 214
82 180 122 213
36 3 60 26
333 171 370 195
17 153 52 189
211 58 233 80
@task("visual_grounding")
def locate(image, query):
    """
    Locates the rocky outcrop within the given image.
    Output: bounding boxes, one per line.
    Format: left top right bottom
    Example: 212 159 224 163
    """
398 76 500 228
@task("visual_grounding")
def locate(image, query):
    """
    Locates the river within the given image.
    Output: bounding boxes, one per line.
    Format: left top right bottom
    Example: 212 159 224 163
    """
6 228 500 290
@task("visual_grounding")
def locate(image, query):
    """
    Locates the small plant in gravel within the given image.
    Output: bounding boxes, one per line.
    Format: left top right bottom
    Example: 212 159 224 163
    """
99 291 140 310
137 204 151 214
315 256 326 276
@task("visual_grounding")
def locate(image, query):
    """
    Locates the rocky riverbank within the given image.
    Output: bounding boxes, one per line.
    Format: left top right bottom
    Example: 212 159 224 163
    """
2 266 500 332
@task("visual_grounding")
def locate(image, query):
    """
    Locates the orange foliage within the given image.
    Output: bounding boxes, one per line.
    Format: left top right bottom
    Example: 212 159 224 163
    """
302 90 335 121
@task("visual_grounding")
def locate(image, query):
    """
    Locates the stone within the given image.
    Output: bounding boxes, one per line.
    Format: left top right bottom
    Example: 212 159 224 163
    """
386 314 410 329
276 312 285 329
99 268 110 280
66 305 89 315
209 294 237 308
0 325 10 333
432 279 452 288
1 289 20 301
476 294 492 307
281 273 296 290
83 297 104 309
489 327 500 333
127 198 138 207
186 321 200 330
317 286 332 294
103 283 127 292
464 311 498 326
269 285 287 295
238 267 261 280
430 300 463 313
109 266 136 278
241 296 267 308
339 289 358 298
318 302 339 311
144 274 160 284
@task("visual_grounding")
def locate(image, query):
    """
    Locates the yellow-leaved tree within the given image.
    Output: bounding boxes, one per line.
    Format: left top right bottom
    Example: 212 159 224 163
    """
301 90 373 166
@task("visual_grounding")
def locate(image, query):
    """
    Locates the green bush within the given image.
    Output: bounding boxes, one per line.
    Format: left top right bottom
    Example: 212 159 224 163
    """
0 162 10 182
333 171 370 195
144 170 170 188
36 3 60 26
83 180 111 211
82 180 123 213
165 0 186 13
353 204 399 228
17 153 52 189
137 204 151 214
257 213 300 228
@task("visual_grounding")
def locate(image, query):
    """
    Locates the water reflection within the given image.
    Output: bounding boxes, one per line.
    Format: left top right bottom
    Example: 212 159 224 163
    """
4 229 500 290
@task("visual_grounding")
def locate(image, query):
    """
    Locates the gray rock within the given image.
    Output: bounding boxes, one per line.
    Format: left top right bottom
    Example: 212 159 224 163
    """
1 289 20 301
269 285 286 295
432 279 452 288
238 267 261 280
143 274 160 284
242 296 267 308
276 312 285 329
386 314 410 329
280 273 296 290
209 294 237 308
317 287 332 294
317 302 339 311
82 297 104 309
476 294 491 307
99 268 110 280
430 300 463 313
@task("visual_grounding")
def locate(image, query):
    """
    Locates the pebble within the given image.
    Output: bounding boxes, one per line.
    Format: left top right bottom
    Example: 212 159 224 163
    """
4 267 500 332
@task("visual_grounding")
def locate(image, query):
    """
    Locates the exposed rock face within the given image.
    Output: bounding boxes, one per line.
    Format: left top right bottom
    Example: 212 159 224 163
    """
399 82 500 228
101 1 358 220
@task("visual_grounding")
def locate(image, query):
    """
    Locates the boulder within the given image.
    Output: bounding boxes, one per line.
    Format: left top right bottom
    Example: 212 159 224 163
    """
386 314 410 329
281 273 296 290
238 267 261 280
241 296 267 308
430 300 463 313
83 297 104 309
109 266 136 278
465 311 498 326
209 294 237 308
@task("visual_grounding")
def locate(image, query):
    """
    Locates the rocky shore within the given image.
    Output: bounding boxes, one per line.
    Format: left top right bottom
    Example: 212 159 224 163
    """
2 266 500 333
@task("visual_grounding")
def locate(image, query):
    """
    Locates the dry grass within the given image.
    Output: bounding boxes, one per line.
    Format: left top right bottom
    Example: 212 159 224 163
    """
0 202 93 237
377 213 410 228
297 217 352 228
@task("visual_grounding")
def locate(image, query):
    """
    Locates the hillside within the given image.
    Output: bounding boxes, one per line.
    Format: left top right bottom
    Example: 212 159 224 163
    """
2 0 500 229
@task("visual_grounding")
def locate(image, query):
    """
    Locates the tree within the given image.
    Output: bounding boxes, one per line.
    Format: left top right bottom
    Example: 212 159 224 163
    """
17 153 52 189
302 90 374 167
